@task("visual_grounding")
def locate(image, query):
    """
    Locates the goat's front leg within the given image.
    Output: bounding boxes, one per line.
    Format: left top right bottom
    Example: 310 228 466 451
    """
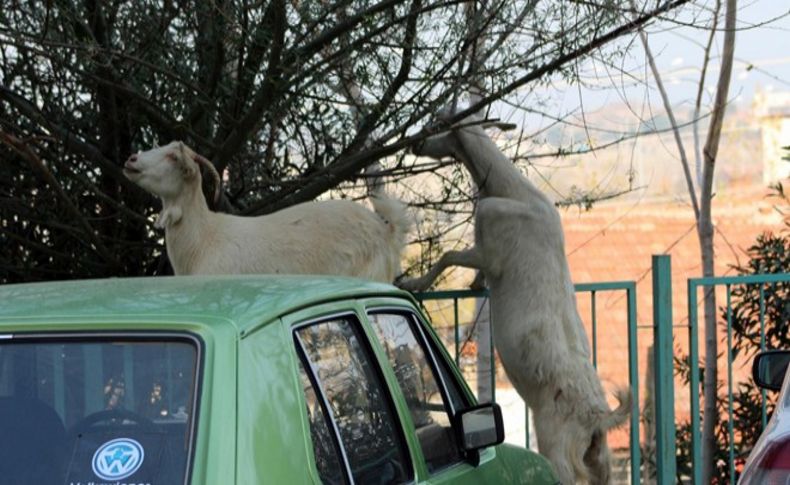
469 270 486 291
397 247 484 292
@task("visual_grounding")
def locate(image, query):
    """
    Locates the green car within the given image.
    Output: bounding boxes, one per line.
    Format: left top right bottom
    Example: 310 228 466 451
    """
0 276 558 484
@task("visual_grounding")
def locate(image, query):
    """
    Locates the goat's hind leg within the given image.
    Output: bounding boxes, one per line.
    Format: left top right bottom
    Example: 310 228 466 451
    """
533 406 580 485
584 429 613 485
396 247 485 292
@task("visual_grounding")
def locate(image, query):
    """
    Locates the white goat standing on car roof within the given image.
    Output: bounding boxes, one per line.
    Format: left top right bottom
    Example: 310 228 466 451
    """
398 109 631 484
124 141 410 282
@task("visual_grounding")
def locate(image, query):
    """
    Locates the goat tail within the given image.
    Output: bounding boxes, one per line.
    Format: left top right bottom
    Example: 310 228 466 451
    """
370 193 411 242
364 162 412 242
364 161 386 198
370 193 411 283
600 386 632 431
364 161 411 281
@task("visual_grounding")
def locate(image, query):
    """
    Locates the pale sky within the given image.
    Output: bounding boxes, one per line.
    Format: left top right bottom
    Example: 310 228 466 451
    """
520 1 790 131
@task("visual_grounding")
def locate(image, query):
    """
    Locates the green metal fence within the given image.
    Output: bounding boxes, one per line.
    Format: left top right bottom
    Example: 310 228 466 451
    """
415 280 641 484
686 271 790 485
414 255 790 485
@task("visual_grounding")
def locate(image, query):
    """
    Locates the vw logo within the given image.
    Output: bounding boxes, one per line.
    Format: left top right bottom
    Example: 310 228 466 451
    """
92 438 145 480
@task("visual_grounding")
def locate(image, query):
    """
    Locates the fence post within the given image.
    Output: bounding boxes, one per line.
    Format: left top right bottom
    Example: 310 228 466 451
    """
627 283 641 485
476 297 493 403
653 255 677 484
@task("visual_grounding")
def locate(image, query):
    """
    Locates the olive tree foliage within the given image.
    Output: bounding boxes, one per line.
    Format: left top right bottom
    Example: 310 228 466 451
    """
0 0 691 283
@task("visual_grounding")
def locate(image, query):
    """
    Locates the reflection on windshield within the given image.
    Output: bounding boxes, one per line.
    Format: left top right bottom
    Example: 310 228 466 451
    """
0 337 199 484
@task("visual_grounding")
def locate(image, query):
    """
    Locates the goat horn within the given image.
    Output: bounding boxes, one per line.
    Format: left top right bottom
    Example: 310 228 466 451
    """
192 153 222 204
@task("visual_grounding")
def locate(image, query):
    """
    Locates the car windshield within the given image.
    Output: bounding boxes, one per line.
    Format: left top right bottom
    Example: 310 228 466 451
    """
0 336 200 484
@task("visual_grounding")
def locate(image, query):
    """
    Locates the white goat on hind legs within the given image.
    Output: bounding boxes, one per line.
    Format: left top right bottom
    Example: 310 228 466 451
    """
399 112 631 484
124 141 409 281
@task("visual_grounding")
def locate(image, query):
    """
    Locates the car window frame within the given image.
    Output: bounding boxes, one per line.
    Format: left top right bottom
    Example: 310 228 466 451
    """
397 304 505 472
0 330 204 485
363 304 487 476
365 308 470 418
365 309 469 474
293 322 353 485
291 311 416 485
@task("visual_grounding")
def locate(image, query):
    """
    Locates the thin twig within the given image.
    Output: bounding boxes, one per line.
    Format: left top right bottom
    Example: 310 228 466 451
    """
0 131 121 270
628 0 700 221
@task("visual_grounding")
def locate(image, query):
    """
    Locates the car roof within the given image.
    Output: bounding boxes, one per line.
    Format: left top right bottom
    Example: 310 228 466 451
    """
0 275 407 335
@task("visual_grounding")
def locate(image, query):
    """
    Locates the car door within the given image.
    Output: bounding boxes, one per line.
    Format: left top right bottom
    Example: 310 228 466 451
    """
286 298 554 485
363 298 557 485
285 301 419 484
363 299 517 485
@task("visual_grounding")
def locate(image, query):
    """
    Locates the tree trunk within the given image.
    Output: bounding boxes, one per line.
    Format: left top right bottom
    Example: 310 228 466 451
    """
699 216 718 483
700 0 737 481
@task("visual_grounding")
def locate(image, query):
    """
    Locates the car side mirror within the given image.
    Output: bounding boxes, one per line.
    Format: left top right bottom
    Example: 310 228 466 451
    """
753 350 790 391
454 403 505 454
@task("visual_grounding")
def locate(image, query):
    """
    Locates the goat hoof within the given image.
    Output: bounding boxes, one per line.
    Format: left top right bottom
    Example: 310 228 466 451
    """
395 277 428 293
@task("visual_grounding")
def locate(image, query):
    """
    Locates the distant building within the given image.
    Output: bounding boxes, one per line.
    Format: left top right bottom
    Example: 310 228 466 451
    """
754 88 790 184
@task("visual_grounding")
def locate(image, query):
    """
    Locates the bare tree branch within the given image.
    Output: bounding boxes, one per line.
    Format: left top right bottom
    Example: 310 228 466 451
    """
0 131 121 271
629 0 700 221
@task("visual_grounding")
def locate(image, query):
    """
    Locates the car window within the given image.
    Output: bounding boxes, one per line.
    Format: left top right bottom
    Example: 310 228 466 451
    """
296 316 412 484
297 358 347 485
367 312 466 473
419 319 470 414
0 336 199 485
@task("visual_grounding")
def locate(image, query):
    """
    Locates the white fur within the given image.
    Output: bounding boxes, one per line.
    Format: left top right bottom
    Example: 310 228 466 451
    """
124 141 409 281
400 112 630 484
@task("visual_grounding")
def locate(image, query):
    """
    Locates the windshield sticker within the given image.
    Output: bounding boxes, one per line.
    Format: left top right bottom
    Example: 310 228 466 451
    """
91 438 145 481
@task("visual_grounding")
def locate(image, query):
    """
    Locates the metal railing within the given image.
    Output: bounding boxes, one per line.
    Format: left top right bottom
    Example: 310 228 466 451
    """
413 289 495 397
414 256 790 485
415 280 641 484
686 272 790 485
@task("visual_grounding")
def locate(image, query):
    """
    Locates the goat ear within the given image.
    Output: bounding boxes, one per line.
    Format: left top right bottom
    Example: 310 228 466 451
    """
155 205 183 229
174 142 198 179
